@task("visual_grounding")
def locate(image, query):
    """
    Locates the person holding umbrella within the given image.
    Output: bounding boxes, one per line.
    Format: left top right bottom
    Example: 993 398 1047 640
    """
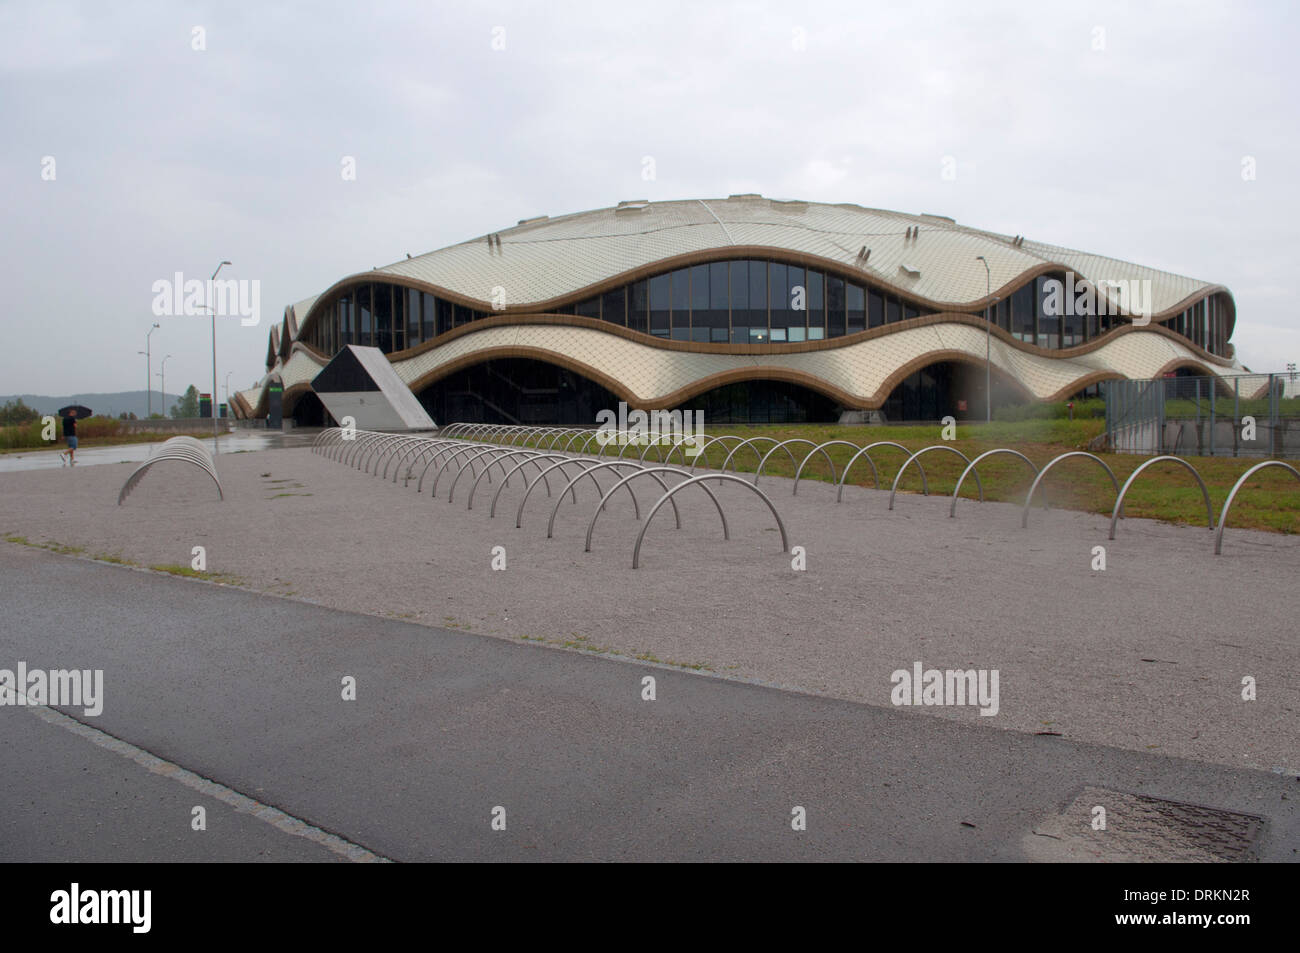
57 404 91 466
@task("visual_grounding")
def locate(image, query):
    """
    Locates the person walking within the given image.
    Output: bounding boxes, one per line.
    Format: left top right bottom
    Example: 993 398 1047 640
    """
59 411 78 465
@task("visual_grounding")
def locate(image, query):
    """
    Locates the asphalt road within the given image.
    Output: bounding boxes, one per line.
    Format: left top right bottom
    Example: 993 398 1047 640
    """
2 543 1296 862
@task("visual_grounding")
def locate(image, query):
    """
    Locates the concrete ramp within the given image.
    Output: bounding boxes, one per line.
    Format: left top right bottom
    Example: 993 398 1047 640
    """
311 345 435 431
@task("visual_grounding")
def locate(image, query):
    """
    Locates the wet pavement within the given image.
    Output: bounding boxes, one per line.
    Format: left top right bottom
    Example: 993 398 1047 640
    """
0 429 321 473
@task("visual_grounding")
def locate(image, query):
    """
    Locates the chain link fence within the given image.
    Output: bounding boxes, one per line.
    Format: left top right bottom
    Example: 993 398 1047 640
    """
1103 372 1300 458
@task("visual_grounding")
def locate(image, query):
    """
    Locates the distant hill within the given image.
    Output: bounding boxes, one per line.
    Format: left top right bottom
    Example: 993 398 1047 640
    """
0 391 183 419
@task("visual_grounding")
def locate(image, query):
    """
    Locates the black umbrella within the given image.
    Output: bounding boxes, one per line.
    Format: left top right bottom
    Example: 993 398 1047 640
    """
56 404 94 419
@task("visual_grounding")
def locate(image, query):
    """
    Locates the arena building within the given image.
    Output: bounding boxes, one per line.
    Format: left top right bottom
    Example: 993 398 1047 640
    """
231 195 1242 427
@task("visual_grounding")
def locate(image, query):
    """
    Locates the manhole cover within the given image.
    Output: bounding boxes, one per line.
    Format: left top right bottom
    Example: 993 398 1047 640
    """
1023 785 1264 862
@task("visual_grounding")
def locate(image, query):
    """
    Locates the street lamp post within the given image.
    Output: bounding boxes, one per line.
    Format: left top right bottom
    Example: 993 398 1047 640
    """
157 355 172 417
975 256 996 423
144 323 160 417
224 371 234 408
209 261 231 442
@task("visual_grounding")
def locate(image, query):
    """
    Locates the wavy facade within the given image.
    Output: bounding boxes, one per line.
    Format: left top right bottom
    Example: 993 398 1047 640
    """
234 195 1242 424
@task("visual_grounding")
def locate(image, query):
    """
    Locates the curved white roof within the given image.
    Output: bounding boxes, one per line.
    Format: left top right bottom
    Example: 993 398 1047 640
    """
359 195 1225 317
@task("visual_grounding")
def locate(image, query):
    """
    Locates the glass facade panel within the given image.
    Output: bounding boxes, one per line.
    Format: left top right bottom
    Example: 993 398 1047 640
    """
885 293 900 325
826 275 845 337
671 268 690 332
576 295 601 319
437 298 453 336
1011 283 1034 343
600 286 626 326
868 290 884 329
422 292 435 341
406 288 421 349
807 270 825 338
629 280 648 333
649 274 670 337
707 261 730 330
730 260 750 311
748 259 767 332
358 285 372 347
846 283 865 335
1036 277 1059 349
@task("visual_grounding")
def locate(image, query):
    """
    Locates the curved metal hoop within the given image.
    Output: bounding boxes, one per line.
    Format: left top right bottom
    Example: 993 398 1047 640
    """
719 436 787 478
791 440 860 494
754 439 834 487
1214 460 1300 554
547 461 660 538
836 442 920 502
1109 456 1213 540
1020 452 1119 528
949 448 1037 518
510 458 610 526
466 450 560 510
583 467 717 552
118 438 223 505
631 474 790 569
889 446 980 511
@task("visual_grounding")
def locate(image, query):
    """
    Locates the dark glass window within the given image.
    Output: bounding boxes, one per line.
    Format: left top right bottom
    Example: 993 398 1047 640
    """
338 296 352 347
748 259 767 331
731 260 750 311
437 298 453 336
807 270 825 340
406 288 421 349
826 275 845 336
886 292 900 324
690 264 710 313
576 295 601 319
846 283 865 335
707 261 729 330
649 274 670 336
600 286 625 326
422 292 435 341
629 280 648 334
996 298 1010 332
769 262 791 337
454 303 474 327
904 304 919 322
1036 276 1059 349
358 285 372 346
782 265 807 340
671 268 690 331
868 289 884 329
1011 283 1035 343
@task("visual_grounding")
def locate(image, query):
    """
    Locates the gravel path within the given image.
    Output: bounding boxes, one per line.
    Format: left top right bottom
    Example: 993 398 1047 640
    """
2 442 1297 775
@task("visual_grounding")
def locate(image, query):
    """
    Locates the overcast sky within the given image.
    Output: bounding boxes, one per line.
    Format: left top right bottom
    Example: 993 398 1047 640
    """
3 0 1297 401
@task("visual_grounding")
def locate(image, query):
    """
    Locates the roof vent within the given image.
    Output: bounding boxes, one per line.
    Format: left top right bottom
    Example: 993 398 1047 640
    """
616 200 650 211
856 246 871 265
727 193 762 199
517 215 549 225
898 263 921 279
920 213 955 224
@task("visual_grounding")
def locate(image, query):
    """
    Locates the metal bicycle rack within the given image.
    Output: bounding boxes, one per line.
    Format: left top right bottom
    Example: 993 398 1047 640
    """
118 436 223 505
949 448 1038 518
835 442 919 502
1214 460 1300 555
888 446 981 511
631 474 791 570
1020 452 1119 529
1109 456 1213 540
